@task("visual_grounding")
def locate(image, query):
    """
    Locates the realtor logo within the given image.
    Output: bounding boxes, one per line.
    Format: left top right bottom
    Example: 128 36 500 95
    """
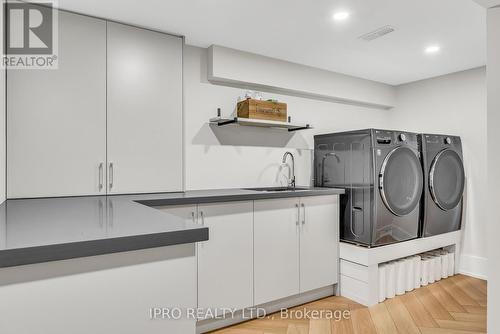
2 0 58 69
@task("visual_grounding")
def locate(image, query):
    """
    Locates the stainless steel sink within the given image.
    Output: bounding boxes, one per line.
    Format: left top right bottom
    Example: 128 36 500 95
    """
244 187 310 192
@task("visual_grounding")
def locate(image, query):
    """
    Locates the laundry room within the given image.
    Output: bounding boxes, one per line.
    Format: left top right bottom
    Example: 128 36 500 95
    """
0 1 497 334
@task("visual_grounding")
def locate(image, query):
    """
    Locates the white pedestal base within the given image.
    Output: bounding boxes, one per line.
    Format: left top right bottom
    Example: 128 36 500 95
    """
339 231 461 306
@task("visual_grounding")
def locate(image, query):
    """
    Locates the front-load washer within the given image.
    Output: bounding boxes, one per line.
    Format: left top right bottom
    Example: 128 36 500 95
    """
314 129 423 247
419 134 465 237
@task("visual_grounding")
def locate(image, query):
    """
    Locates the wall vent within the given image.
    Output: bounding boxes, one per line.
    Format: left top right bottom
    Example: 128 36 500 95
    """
359 26 396 41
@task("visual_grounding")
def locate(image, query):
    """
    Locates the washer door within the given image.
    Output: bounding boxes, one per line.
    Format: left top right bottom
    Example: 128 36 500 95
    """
429 149 465 211
379 146 423 216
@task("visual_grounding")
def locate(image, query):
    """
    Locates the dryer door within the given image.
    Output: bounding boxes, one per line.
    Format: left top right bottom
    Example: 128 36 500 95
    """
379 146 423 216
429 149 465 211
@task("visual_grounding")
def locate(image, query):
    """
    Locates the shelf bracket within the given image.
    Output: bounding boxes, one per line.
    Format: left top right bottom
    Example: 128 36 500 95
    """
217 117 238 126
288 125 311 132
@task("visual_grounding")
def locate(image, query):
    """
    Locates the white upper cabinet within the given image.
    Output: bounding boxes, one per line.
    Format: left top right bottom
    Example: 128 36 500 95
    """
7 12 184 198
106 22 183 194
299 195 339 293
7 11 107 198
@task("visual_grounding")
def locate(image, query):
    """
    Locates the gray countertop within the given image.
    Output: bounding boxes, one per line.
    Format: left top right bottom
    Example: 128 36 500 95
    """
0 187 344 268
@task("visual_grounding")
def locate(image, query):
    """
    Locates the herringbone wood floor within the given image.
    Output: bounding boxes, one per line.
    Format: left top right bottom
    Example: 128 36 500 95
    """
211 274 487 334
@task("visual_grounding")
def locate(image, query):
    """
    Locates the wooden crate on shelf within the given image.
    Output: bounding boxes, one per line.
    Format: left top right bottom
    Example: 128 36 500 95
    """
237 99 287 122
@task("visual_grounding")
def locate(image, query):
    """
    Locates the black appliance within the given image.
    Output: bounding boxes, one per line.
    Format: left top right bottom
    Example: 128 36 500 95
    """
314 129 423 247
419 134 465 236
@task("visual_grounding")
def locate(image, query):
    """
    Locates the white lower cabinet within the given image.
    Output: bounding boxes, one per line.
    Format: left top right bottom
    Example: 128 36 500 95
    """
0 244 197 334
254 195 339 305
197 201 254 313
299 195 339 293
172 195 339 324
254 197 300 305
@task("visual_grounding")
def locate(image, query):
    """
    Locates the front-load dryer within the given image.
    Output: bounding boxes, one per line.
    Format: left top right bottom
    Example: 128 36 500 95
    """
314 129 423 247
419 134 465 237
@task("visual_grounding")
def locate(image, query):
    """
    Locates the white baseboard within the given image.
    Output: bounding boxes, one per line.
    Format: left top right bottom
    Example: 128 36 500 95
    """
459 254 488 280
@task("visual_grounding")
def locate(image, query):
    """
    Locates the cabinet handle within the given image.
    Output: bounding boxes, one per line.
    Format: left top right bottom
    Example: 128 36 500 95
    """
109 162 114 190
295 204 299 226
191 211 196 223
301 203 306 225
98 163 104 191
199 211 205 247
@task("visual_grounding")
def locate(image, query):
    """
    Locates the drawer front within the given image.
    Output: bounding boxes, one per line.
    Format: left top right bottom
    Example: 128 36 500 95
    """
340 259 370 283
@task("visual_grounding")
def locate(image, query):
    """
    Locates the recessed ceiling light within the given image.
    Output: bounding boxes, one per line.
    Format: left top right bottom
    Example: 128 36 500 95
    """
333 11 350 21
425 45 441 54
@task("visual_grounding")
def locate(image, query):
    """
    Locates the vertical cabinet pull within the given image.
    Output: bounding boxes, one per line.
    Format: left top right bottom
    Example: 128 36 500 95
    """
199 211 205 247
301 203 306 225
98 163 104 191
108 162 114 190
191 211 196 223
295 204 299 226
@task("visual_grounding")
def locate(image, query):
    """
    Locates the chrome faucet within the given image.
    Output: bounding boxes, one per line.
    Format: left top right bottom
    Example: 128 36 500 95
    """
282 151 295 189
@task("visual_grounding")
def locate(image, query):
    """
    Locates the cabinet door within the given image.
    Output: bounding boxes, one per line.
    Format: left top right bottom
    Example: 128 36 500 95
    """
0 244 197 334
299 195 339 293
254 198 300 305
197 201 253 313
7 11 106 198
107 22 183 194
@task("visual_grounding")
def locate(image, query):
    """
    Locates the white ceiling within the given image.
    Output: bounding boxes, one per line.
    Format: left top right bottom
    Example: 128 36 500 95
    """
56 0 486 85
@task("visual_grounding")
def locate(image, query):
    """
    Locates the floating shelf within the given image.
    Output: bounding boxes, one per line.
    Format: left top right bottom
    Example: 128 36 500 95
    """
209 117 312 132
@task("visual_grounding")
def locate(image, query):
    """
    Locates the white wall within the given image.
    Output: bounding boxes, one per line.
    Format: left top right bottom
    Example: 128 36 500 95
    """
183 45 393 190
391 67 488 279
487 6 500 333
184 45 488 279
